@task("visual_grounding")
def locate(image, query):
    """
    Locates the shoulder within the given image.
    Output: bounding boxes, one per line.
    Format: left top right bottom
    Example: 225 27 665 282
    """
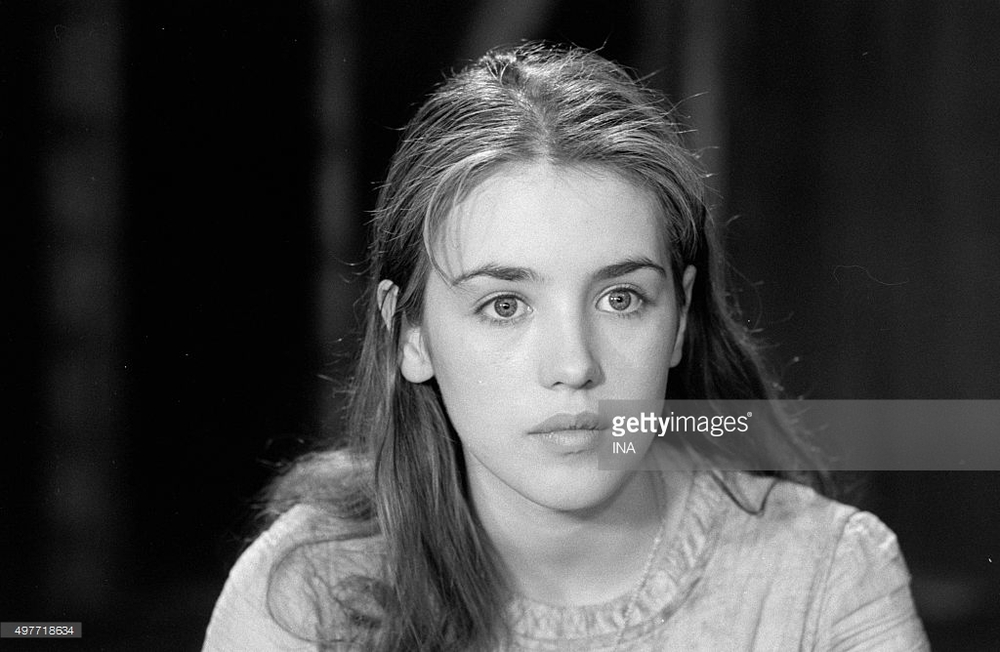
712 473 906 579
706 473 929 650
202 504 323 652
202 503 383 652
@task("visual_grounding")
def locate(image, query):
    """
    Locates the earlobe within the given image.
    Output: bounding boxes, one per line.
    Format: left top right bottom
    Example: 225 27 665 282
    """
670 266 697 368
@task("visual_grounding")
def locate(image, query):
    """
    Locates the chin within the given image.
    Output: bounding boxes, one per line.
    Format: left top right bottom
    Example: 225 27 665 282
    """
519 467 633 514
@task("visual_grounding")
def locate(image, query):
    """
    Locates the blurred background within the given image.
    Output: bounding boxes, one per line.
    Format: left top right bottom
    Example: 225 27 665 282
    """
3 0 998 649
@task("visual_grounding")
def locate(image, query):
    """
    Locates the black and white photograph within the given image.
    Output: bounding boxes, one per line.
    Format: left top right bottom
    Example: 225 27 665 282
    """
4 1 999 650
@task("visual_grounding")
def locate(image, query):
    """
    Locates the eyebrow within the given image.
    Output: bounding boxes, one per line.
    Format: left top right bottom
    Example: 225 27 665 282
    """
449 256 667 287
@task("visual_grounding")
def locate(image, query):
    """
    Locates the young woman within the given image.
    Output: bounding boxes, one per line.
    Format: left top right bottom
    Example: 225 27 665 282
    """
203 43 929 651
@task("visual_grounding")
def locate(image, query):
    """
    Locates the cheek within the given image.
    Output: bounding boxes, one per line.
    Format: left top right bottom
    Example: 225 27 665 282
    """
436 343 524 395
600 315 678 389
424 308 525 381
423 316 526 408
431 349 527 447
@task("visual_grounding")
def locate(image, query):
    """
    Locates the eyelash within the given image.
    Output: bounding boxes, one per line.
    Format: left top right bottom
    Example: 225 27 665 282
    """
597 285 648 318
475 286 649 326
476 293 531 327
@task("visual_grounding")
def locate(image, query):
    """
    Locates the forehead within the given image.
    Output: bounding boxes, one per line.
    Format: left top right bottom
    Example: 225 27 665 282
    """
434 163 667 278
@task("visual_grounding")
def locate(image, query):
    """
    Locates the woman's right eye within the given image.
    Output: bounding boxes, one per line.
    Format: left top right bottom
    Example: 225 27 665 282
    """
478 295 530 324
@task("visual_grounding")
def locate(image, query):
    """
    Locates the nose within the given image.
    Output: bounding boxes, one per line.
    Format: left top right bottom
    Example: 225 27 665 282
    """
537 307 603 390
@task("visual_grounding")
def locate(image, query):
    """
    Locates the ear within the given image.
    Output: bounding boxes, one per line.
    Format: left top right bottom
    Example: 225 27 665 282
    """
670 266 697 368
377 280 435 382
400 320 435 383
376 280 398 332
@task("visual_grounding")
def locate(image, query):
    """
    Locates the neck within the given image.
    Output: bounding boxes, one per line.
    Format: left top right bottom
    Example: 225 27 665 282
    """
470 462 691 606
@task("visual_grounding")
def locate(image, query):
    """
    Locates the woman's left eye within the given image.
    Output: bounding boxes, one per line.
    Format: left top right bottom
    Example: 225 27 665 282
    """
597 288 644 315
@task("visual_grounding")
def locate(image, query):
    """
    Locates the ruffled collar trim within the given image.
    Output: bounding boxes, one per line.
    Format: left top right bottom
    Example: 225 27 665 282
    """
505 471 727 648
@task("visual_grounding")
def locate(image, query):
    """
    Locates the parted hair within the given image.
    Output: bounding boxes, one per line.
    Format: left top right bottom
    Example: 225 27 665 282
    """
265 42 828 651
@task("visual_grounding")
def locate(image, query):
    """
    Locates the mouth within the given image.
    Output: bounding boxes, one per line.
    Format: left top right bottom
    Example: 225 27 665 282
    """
528 411 604 435
528 412 606 453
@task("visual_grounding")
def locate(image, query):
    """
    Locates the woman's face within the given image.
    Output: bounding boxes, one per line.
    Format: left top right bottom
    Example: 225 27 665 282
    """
400 162 694 514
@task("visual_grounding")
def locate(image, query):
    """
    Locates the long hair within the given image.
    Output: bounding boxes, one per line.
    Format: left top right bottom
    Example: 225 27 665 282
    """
266 43 829 651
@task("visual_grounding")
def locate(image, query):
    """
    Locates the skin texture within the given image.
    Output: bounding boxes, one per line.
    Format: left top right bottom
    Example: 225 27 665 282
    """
385 162 696 603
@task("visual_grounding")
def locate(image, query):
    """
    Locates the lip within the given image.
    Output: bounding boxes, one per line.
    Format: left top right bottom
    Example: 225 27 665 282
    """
528 411 604 434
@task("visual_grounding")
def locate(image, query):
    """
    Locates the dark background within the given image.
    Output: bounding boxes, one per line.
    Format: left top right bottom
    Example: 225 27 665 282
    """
3 1 999 650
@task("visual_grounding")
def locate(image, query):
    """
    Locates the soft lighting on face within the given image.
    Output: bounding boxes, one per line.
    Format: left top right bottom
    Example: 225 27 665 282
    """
401 162 692 515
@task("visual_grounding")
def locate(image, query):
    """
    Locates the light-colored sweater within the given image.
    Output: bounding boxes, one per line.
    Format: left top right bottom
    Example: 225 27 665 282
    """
203 472 929 651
